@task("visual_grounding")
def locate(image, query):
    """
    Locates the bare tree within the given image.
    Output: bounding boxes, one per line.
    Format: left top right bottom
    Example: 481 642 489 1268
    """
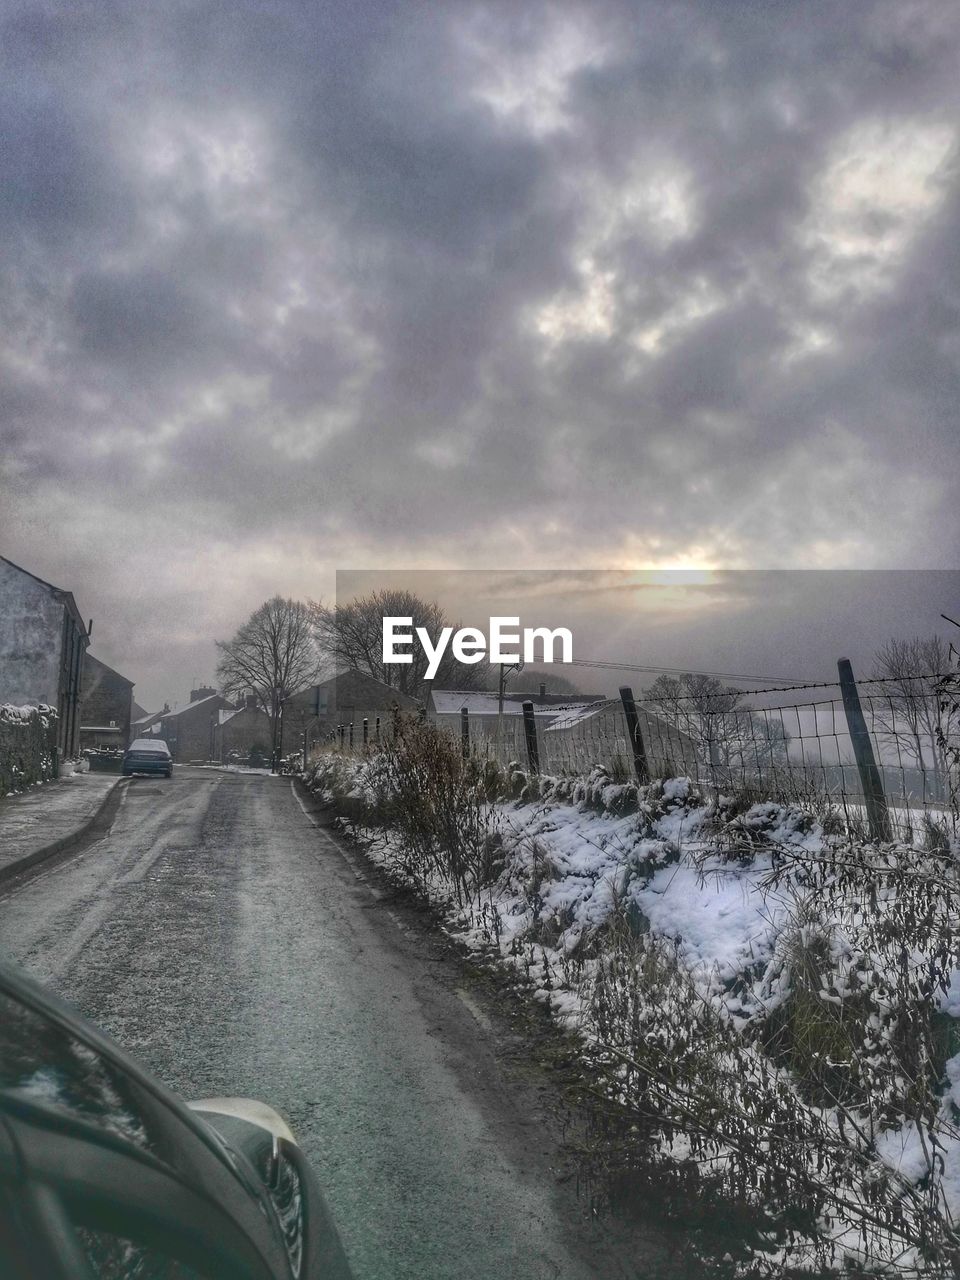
645 673 789 775
311 590 489 699
216 597 321 761
645 673 747 766
872 635 949 799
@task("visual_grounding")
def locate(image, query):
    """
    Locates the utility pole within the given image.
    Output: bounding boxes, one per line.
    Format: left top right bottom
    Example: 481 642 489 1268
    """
495 659 524 749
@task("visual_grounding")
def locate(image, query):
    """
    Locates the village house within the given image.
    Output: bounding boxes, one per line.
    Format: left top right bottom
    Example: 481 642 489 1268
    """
0 555 90 758
79 653 136 751
157 687 235 763
281 669 421 756
215 696 273 766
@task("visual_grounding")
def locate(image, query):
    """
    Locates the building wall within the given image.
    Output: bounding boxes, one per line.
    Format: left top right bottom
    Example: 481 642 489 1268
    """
0 559 63 706
0 559 88 757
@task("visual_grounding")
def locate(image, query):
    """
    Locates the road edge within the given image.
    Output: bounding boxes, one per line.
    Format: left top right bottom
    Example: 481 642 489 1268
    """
0 776 129 886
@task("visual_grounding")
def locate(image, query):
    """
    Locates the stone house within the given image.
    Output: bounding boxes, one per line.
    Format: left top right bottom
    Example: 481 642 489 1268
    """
79 653 135 750
280 669 421 756
215 696 273 765
157 687 235 762
0 555 89 758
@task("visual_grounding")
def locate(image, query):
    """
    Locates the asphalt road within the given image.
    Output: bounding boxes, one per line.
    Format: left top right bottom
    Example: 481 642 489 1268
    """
0 767 669 1279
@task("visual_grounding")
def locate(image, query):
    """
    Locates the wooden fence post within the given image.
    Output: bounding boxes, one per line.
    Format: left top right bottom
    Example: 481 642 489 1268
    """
521 701 540 774
618 686 650 784
362 717 368 746
460 706 470 759
375 716 381 744
838 658 892 842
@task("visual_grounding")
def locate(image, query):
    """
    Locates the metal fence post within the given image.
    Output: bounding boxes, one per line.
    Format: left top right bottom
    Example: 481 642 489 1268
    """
618 686 650 783
838 658 892 842
460 706 470 759
521 701 540 774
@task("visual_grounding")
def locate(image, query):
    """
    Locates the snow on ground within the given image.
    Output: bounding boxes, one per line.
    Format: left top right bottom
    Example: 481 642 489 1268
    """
305 755 960 1272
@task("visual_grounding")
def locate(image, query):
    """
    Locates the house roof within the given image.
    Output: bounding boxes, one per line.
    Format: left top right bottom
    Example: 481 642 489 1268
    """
0 555 89 638
428 690 606 718
286 668 421 711
542 700 699 750
542 699 616 730
160 693 232 720
132 710 162 727
83 652 135 689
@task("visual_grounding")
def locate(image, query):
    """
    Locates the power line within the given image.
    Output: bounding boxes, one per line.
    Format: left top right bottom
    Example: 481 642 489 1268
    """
567 658 809 684
566 658 953 699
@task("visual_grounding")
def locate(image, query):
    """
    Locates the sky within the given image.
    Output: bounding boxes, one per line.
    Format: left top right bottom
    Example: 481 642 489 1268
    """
1 1 958 710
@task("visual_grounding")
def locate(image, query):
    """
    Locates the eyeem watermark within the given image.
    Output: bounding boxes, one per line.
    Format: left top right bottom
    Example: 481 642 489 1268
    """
383 617 573 680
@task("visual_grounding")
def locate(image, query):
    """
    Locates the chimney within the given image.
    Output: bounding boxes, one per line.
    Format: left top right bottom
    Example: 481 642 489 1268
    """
190 686 217 703
245 693 258 711
539 682 547 698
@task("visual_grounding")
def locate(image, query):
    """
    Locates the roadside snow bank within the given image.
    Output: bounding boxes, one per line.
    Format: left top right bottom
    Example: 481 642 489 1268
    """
304 753 960 1275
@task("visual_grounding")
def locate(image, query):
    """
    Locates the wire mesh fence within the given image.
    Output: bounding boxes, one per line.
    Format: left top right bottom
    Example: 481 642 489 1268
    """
306 674 958 845
445 677 957 844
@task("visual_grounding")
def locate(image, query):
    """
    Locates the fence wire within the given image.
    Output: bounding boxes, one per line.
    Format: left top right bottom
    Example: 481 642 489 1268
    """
311 679 958 846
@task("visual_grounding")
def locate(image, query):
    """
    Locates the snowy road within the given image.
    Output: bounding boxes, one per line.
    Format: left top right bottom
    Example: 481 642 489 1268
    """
0 767 665 1279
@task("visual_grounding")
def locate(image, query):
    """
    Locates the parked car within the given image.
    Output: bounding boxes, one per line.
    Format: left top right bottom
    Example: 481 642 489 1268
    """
122 738 173 778
0 961 353 1279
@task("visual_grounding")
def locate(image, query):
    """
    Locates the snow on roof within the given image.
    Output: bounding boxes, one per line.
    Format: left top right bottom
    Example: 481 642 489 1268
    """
543 700 617 731
218 708 240 725
160 693 224 719
429 690 606 718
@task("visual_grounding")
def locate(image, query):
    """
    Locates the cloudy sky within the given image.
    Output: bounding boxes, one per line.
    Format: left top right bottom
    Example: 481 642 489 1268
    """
1 1 958 708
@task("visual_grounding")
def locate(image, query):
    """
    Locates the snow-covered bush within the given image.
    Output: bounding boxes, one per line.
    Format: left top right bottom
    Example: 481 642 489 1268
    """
307 742 960 1273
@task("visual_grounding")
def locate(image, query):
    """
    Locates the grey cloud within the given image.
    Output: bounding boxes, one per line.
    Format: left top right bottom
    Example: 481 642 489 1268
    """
1 0 959 705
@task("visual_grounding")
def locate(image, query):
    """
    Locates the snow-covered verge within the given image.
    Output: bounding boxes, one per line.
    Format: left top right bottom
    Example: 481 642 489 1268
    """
305 742 960 1277
0 704 58 797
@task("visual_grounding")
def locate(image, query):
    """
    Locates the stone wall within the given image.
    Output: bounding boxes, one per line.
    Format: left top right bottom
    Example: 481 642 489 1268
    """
0 704 58 797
